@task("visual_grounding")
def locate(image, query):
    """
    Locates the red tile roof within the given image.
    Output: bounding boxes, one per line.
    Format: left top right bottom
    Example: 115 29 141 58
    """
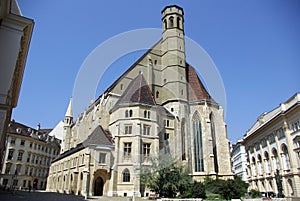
187 64 214 102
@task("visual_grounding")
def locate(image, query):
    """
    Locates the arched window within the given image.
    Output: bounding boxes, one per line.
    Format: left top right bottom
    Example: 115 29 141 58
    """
257 154 262 175
210 113 218 173
264 151 271 174
181 119 186 160
122 169 130 182
169 16 174 28
193 112 204 172
154 60 157 65
156 91 159 98
129 110 133 117
80 172 83 180
147 111 150 119
272 148 279 170
144 110 147 118
281 144 291 170
177 17 181 28
125 110 129 118
163 19 167 30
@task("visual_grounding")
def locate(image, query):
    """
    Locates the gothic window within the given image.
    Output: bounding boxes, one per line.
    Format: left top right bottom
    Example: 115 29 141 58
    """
163 19 167 30
210 113 218 173
181 119 186 160
122 168 130 182
177 17 181 28
129 110 133 117
193 112 204 172
169 16 174 28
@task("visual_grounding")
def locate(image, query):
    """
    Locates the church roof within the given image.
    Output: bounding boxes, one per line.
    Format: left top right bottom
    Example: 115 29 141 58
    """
114 73 156 108
187 64 215 102
83 125 114 146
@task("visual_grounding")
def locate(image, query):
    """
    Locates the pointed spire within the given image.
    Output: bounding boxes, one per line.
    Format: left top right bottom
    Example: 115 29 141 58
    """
65 97 73 117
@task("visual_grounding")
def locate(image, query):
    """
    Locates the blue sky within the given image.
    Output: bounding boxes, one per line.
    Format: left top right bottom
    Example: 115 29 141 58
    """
14 0 300 143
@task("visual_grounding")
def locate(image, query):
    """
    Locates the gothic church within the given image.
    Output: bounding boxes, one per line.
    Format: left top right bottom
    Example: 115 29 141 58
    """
47 5 233 197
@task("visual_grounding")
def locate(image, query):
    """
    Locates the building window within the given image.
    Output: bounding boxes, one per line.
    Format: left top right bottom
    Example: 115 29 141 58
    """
144 110 147 118
13 179 18 186
17 151 23 161
164 120 170 127
143 143 151 157
193 112 204 172
38 144 41 150
125 110 128 118
5 164 11 174
129 110 133 117
16 164 21 175
169 16 174 28
34 143 37 150
125 125 132 134
29 142 33 148
99 153 106 164
177 17 181 28
10 138 16 145
143 125 150 136
7 149 14 160
27 153 31 163
122 169 130 182
3 179 8 186
156 91 159 98
124 143 132 157
164 133 169 141
120 83 123 90
20 140 25 146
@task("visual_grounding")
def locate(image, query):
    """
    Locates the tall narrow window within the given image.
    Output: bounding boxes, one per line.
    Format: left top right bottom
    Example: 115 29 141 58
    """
99 153 106 164
163 19 167 30
156 91 159 98
129 110 133 117
7 149 14 160
193 112 204 172
17 151 23 161
122 169 130 182
169 16 174 28
210 113 218 173
144 110 147 118
181 119 186 160
177 17 181 29
125 110 128 118
143 125 150 136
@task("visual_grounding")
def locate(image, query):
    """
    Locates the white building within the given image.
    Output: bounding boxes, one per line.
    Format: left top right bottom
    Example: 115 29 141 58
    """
231 140 248 181
243 93 300 198
0 0 34 170
0 121 60 190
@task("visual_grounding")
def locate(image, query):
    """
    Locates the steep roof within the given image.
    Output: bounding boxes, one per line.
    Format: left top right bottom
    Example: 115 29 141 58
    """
82 125 113 146
114 73 156 108
187 64 214 102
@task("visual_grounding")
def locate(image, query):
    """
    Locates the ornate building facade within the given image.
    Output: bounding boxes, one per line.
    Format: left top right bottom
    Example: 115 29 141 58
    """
0 121 60 190
243 93 300 198
46 5 233 198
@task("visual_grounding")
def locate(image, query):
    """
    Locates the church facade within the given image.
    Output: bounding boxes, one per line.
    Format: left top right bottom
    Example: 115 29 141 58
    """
46 5 233 198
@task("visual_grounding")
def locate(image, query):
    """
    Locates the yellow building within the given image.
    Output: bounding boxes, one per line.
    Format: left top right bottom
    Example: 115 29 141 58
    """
47 5 233 198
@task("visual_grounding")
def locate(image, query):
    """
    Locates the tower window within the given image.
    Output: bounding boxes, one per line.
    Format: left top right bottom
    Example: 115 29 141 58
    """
169 16 174 28
177 17 181 28
156 91 159 98
125 110 128 118
124 125 132 134
154 60 157 65
129 110 133 117
143 125 150 136
143 143 151 157
163 19 167 30
164 133 170 141
124 143 132 157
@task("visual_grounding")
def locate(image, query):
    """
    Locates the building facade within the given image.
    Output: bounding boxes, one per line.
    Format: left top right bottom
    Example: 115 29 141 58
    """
47 5 233 198
0 0 34 170
0 121 60 190
232 140 248 181
243 93 300 198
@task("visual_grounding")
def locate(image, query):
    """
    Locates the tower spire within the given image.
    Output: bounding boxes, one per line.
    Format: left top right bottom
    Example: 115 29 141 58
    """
65 97 73 117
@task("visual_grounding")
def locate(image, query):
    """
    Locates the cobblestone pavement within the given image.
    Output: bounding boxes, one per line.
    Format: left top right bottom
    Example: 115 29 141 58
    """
0 190 146 201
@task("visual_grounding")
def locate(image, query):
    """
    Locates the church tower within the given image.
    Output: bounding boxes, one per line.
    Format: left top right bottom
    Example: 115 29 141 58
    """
62 97 73 153
161 5 187 102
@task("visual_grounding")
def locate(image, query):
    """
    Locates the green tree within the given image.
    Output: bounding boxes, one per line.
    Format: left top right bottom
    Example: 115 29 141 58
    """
141 154 192 198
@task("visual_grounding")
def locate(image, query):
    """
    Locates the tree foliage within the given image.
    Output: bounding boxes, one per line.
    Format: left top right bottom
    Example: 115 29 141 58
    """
141 154 193 198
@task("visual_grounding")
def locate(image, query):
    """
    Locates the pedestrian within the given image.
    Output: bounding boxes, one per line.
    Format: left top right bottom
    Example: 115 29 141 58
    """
28 184 32 193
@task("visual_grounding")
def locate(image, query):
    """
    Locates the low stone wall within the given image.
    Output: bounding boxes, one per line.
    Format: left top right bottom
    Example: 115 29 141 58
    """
242 198 287 201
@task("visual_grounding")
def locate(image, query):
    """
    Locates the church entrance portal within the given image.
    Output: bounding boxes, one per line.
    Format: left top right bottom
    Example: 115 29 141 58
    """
94 177 104 196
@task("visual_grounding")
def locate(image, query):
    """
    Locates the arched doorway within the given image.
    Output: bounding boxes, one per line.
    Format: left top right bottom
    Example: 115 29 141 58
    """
94 177 104 196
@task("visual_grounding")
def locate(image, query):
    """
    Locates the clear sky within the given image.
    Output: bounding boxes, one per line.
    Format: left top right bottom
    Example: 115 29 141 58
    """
13 0 300 143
